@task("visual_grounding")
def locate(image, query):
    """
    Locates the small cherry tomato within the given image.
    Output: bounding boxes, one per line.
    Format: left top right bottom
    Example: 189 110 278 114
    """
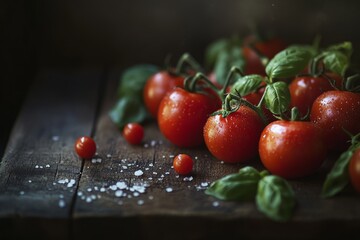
349 148 360 193
158 87 220 148
123 123 144 145
204 106 264 163
143 71 184 118
310 90 360 151
259 120 327 179
75 136 96 159
173 154 193 175
289 73 342 117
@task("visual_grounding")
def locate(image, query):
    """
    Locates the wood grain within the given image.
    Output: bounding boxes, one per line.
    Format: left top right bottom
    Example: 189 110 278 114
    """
0 68 103 239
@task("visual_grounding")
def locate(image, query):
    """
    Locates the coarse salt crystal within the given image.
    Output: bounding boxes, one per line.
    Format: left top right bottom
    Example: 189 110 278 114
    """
115 190 123 197
134 170 143 176
165 187 173 193
58 199 66 208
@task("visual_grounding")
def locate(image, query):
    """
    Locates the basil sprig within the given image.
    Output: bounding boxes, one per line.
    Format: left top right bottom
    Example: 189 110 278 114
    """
205 37 245 86
265 47 313 80
206 166 296 221
256 175 295 221
109 64 159 128
322 133 360 198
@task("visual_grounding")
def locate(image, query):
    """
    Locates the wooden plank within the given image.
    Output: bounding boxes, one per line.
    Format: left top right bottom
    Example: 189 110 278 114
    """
73 68 360 239
0 68 103 239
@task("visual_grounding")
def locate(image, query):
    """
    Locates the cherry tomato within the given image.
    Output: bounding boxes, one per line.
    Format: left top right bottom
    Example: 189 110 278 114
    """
158 87 221 148
204 106 264 163
289 74 342 117
173 154 193 175
259 120 327 179
349 148 360 193
310 91 360 151
243 36 287 75
143 71 184 118
75 136 96 159
123 123 144 145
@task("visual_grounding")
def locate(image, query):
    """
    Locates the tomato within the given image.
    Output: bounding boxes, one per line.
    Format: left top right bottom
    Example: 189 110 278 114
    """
75 136 96 159
289 74 342 117
204 106 264 163
259 120 327 179
123 123 144 145
158 87 221 148
243 36 287 75
143 71 184 118
173 154 193 175
310 91 360 151
349 148 360 193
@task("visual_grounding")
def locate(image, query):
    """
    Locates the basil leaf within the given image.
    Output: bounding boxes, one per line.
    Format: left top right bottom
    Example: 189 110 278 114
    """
256 175 296 221
264 81 290 115
205 39 230 68
205 166 260 201
214 48 245 86
117 64 159 98
322 51 349 77
321 150 353 198
265 47 312 79
109 96 149 129
231 75 264 96
326 41 352 58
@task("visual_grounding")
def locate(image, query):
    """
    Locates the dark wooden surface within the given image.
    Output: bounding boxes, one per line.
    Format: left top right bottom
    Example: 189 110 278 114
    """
0 68 359 240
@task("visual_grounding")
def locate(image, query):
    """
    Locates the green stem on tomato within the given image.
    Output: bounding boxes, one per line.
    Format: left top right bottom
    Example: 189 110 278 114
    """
175 53 204 75
222 93 268 125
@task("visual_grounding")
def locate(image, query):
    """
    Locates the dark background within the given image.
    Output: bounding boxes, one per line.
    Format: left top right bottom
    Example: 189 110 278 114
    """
1 0 360 156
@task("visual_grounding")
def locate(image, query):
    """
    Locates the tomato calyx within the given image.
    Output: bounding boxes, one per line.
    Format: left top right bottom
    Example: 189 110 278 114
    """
213 91 268 125
185 66 244 102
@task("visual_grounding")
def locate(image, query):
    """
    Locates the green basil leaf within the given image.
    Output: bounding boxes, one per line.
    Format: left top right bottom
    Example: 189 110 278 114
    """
321 150 353 198
326 41 352 58
109 96 149 129
265 47 312 79
230 75 264 96
214 47 245 86
205 166 260 201
322 51 349 77
264 81 290 115
205 39 230 68
118 64 159 98
256 175 296 222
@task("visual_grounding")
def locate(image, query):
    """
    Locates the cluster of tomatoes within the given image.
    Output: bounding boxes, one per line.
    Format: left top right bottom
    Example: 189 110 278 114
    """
75 36 360 192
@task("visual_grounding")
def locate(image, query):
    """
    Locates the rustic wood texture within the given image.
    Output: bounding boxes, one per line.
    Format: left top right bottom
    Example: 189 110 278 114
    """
0 68 103 239
0 68 359 240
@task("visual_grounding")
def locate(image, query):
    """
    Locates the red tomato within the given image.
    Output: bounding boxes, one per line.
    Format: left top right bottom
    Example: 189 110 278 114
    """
204 106 264 163
259 120 327 179
123 123 144 145
173 154 193 175
75 136 96 159
349 148 360 193
143 71 184 118
158 88 220 148
289 74 342 117
310 91 360 151
243 37 287 75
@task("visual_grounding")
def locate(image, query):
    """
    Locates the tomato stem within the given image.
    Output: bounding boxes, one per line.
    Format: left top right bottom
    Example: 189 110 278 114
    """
175 53 204 75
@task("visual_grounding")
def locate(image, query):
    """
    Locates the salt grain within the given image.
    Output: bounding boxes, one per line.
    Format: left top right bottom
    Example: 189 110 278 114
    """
115 190 123 197
134 170 143 176
58 199 66 208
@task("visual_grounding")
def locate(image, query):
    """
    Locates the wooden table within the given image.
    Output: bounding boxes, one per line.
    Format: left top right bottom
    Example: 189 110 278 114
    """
0 68 359 240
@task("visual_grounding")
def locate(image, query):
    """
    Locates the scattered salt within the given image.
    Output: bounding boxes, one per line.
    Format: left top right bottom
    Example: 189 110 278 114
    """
134 170 143 176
